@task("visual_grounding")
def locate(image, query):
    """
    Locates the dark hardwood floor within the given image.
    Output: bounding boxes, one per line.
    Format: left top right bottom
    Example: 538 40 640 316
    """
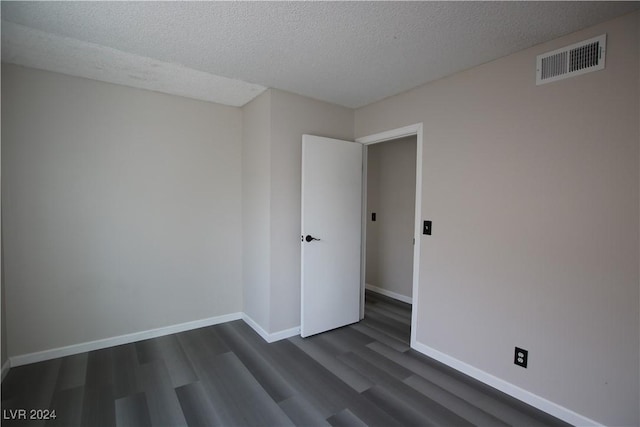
2 291 570 426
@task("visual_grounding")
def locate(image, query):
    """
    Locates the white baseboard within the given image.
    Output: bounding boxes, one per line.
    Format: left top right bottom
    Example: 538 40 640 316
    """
10 312 243 367
366 284 412 304
412 340 602 427
1 359 10 381
8 311 300 368
241 314 300 343
268 325 300 342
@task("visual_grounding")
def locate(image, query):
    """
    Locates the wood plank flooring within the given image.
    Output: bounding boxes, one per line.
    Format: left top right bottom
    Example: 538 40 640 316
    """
2 291 570 426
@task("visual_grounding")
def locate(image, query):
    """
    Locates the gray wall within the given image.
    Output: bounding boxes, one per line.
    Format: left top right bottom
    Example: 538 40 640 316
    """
2 65 244 357
242 90 272 330
366 136 416 300
242 89 353 335
355 12 639 426
365 143 380 287
1 59 5 368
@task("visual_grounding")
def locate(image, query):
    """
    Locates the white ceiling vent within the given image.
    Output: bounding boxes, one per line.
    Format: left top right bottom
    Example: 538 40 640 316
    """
536 34 606 85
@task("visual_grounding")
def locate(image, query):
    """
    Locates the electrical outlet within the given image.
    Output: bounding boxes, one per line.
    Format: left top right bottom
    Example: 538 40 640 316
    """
514 347 528 368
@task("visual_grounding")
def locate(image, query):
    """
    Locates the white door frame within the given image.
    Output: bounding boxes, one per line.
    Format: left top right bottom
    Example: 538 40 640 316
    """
356 123 423 348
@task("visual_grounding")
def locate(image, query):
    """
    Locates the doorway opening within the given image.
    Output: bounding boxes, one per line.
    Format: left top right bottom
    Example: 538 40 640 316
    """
357 124 423 348
363 136 416 343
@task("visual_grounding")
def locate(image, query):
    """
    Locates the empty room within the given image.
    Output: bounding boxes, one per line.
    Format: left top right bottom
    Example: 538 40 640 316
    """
1 2 639 426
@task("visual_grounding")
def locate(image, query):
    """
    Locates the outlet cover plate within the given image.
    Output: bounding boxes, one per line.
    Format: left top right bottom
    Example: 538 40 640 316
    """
514 347 528 368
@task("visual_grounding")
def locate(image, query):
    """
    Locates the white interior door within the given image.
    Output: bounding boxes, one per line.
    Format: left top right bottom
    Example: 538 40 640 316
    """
301 135 363 338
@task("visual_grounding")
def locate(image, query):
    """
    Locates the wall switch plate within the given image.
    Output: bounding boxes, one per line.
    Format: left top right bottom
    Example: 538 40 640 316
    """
372 212 376 221
423 220 432 235
514 347 528 368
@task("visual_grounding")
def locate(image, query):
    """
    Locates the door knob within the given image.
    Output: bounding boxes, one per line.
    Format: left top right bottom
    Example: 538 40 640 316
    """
305 235 321 242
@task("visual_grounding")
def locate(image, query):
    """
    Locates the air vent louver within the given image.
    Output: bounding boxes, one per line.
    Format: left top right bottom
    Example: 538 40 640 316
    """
536 34 606 85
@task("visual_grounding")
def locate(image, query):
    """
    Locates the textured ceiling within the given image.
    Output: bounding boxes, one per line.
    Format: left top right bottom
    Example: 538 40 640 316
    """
2 1 639 108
